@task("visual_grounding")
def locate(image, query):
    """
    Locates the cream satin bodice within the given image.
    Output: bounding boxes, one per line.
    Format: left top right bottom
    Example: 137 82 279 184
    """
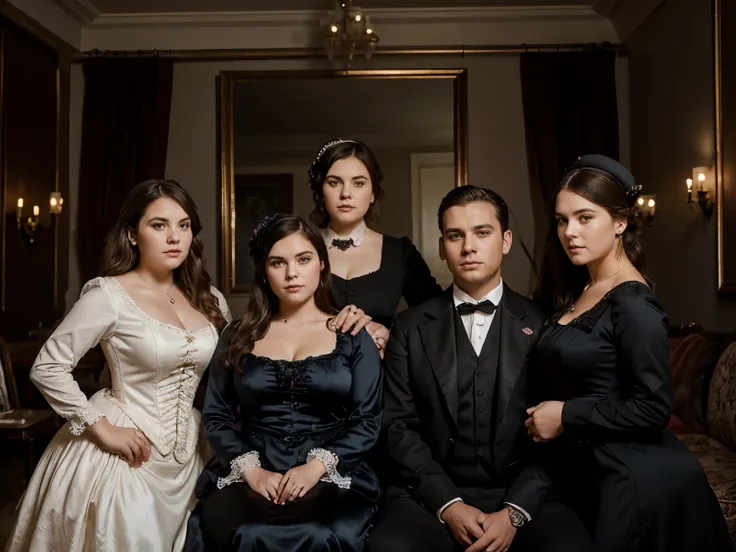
30 277 231 464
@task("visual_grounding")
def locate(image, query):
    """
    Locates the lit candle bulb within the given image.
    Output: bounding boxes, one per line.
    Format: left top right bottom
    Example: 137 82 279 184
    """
33 205 39 217
686 178 693 203
17 198 23 208
698 172 706 191
648 198 656 209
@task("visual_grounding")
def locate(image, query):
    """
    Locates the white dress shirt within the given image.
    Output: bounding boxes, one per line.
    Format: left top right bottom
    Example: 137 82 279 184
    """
437 280 532 524
453 282 504 356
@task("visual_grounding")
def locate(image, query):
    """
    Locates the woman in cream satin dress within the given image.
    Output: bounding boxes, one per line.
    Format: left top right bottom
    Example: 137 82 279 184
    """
5 180 231 552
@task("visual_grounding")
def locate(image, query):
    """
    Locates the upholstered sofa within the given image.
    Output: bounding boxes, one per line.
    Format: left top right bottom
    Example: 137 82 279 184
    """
668 326 736 546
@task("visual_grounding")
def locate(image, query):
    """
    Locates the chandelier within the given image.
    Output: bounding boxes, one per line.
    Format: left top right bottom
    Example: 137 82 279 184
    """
321 0 379 63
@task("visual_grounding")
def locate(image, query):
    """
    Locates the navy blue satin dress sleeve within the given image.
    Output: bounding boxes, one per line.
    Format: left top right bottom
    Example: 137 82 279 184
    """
186 327 383 552
313 329 383 482
200 324 254 468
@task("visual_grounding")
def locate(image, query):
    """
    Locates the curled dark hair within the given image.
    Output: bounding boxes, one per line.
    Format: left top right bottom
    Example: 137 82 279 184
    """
535 167 645 315
437 185 510 232
100 179 227 330
225 214 337 369
308 139 385 228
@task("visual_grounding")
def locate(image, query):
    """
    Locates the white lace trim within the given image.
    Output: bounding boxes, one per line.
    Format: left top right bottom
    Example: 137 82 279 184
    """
68 406 105 436
216 451 261 489
307 447 352 489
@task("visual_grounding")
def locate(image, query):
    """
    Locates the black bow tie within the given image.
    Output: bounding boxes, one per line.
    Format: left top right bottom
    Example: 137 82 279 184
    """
456 300 497 316
331 238 355 251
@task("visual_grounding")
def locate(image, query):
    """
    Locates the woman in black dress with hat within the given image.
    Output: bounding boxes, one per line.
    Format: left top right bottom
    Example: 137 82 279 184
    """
527 154 730 551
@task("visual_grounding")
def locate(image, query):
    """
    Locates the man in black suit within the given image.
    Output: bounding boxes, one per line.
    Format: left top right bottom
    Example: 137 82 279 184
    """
367 186 591 552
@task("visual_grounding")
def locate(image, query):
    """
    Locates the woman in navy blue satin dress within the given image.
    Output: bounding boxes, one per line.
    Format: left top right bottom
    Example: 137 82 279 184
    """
187 214 382 552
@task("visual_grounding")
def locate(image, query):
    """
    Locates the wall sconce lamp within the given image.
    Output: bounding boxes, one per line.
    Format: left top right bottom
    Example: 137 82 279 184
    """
636 194 656 226
16 192 64 244
686 167 714 219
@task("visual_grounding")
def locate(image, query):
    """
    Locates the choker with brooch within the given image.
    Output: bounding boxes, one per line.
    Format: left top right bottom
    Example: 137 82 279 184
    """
321 223 367 251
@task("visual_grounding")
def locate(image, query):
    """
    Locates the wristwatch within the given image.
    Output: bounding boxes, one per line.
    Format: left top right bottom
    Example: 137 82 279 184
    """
506 505 527 528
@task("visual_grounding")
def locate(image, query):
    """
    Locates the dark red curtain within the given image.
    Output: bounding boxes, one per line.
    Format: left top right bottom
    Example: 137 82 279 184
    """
77 57 174 283
521 51 620 277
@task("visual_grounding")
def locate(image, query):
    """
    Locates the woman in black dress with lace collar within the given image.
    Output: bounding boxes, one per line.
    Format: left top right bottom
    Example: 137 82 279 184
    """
188 215 383 552
528 155 730 552
307 139 442 356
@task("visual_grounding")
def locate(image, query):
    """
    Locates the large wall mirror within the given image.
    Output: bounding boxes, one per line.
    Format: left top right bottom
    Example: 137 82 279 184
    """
219 69 467 295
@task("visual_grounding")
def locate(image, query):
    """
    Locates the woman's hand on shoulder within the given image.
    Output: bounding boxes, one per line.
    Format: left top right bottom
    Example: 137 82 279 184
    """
331 304 371 335
243 467 283 502
365 321 390 359
86 417 151 468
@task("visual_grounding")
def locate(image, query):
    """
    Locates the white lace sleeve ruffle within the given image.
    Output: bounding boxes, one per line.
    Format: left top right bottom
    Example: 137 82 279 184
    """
307 448 352 489
216 451 261 489
68 405 105 436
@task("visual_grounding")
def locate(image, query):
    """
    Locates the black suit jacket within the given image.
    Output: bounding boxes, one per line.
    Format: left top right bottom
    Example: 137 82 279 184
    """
383 285 551 517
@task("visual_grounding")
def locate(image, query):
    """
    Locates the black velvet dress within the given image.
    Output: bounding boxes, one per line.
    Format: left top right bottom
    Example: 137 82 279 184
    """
330 235 442 328
188 326 383 552
535 281 730 552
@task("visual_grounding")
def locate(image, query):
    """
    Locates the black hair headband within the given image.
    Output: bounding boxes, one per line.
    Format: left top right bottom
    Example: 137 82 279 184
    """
572 154 642 203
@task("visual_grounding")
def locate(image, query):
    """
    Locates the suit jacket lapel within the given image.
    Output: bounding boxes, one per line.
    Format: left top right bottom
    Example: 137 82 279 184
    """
419 288 459 427
494 288 532 463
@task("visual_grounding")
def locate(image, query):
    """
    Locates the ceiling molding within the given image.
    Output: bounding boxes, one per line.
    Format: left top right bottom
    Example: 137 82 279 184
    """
591 0 621 16
53 0 100 24
85 6 604 29
80 5 619 51
606 0 663 41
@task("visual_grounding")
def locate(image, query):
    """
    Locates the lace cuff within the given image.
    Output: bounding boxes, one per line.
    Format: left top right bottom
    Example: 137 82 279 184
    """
216 451 261 490
68 406 105 436
307 448 352 489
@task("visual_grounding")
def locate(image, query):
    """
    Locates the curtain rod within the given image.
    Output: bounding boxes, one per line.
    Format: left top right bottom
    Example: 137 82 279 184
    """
72 42 625 63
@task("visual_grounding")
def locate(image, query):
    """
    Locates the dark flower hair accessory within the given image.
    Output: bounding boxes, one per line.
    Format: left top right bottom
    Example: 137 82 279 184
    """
248 214 280 258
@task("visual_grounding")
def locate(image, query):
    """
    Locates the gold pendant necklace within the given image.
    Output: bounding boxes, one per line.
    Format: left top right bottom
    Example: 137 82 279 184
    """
138 275 176 304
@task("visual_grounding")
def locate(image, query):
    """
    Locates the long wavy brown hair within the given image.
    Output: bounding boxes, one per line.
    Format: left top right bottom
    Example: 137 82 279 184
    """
225 214 337 369
100 179 227 330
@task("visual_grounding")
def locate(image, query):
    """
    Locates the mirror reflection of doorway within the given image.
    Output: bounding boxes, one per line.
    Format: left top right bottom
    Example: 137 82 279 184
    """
219 70 467 294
